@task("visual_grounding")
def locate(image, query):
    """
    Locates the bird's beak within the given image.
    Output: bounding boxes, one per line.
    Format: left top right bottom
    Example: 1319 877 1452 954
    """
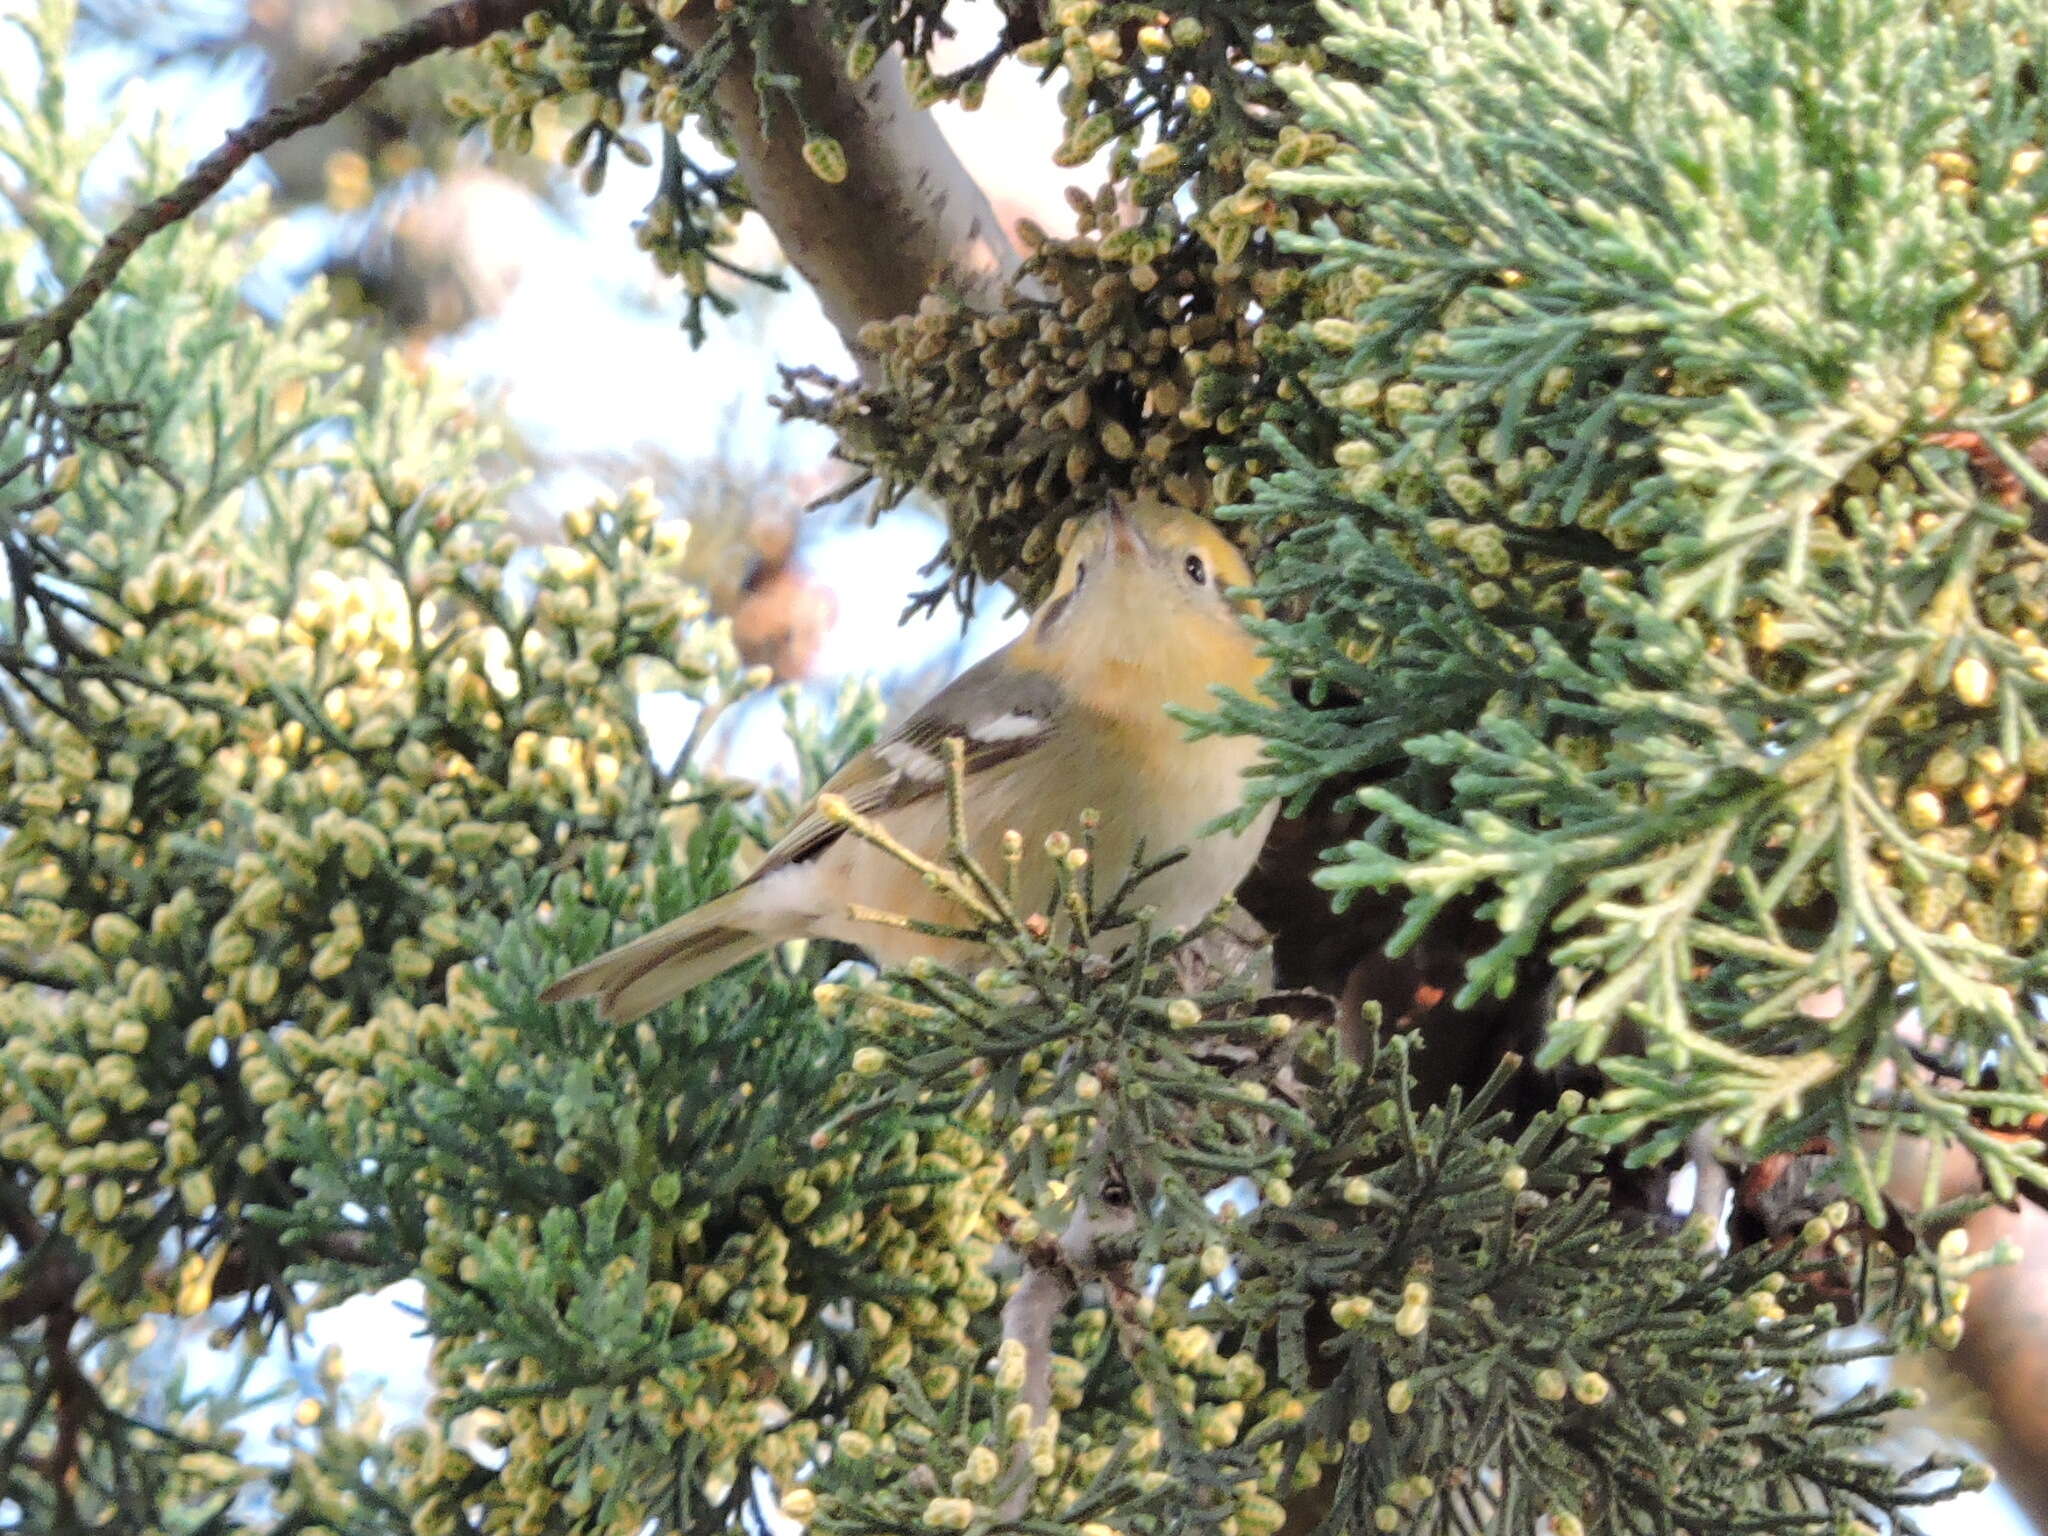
1105 498 1149 561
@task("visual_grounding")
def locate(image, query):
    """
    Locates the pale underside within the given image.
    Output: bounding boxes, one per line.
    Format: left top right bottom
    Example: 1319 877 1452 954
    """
738 712 1277 969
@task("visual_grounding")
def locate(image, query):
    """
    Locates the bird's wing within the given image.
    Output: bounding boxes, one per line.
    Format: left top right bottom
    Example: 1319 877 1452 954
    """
752 649 1067 878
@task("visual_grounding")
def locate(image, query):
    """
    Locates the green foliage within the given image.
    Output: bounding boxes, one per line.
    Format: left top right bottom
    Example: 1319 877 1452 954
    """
780 228 1316 613
0 331 729 1324
0 6 827 1523
1229 0 2048 1210
819 828 1303 1221
776 803 1984 1535
1211 1043 1987 1536
273 821 1010 1536
6 0 2043 1534
775 780 1987 1536
444 0 1331 348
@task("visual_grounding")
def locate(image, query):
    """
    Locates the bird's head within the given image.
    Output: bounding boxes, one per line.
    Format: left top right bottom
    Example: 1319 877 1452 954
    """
1027 498 1266 701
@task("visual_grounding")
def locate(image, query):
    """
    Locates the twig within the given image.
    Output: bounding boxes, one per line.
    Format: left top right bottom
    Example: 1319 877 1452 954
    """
0 956 75 991
0 0 549 371
0 1188 113 1518
0 1176 378 1331
0 1182 91 1507
38 1301 91 1515
0 639 224 717
996 1240 1073 1522
0 1172 46 1251
0 1175 75 1331
994 1142 1137 1521
1685 1124 1732 1240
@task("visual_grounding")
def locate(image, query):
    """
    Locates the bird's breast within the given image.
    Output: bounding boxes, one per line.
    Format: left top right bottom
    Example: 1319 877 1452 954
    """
805 704 1272 969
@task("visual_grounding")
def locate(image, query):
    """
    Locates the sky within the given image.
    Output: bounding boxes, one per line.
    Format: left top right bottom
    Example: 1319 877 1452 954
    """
5 3 2038 1531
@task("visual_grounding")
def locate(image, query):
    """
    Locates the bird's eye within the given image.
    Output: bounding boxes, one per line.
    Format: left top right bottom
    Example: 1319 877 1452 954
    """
1184 553 1208 586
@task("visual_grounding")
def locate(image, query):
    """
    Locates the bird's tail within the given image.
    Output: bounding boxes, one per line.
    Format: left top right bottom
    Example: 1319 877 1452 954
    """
539 891 786 1023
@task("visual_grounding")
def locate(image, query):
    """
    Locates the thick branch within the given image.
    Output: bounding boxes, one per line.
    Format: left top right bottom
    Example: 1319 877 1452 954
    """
38 1301 90 1512
996 1241 1073 1522
0 1257 82 1331
629 3 1021 361
1943 1202 2048 1526
0 0 549 370
1880 1139 2048 1527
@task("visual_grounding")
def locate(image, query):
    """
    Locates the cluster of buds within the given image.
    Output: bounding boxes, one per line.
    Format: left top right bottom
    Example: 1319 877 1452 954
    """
778 1 1359 610
788 230 1305 607
282 901 1015 1536
1015 2 1330 222
451 7 656 185
1878 733 2048 954
1299 273 1641 653
808 1321 1293 1536
0 339 750 1330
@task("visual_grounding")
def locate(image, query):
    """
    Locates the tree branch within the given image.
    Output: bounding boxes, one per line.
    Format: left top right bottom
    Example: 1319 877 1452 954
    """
1943 1201 2048 1527
1881 1139 2048 1528
0 1173 71 1331
995 1238 1073 1522
988 1138 1137 1522
0 0 550 372
0 1174 379 1333
37 1301 91 1516
625 3 1022 365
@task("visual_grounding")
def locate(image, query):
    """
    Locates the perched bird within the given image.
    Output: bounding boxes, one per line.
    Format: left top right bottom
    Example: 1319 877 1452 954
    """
541 500 1276 1023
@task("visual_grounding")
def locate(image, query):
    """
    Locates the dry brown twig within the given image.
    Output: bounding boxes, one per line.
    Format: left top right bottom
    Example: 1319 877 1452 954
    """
0 1178 97 1507
0 0 550 378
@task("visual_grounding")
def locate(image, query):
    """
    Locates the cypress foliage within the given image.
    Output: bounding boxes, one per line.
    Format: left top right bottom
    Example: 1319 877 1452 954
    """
3 0 2044 1534
0 6 846 1523
1232 0 2048 1209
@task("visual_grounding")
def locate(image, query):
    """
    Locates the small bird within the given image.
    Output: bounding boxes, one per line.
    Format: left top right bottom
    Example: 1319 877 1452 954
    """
541 500 1276 1023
